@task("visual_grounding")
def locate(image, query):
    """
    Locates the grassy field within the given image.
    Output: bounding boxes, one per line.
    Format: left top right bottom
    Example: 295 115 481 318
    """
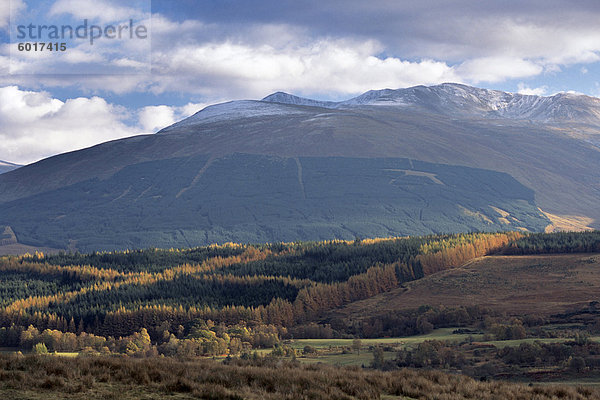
290 328 600 352
289 328 483 350
288 328 477 367
280 328 600 369
298 351 388 366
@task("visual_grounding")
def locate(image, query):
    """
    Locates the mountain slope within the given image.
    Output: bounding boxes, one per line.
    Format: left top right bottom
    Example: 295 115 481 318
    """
0 161 21 174
0 154 547 251
0 83 599 251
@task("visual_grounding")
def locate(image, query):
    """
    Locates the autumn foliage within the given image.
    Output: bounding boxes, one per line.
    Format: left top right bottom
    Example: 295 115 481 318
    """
0 231 594 346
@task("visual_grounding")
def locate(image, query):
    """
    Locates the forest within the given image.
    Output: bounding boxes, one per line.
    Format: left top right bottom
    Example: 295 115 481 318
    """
0 230 600 398
0 232 526 343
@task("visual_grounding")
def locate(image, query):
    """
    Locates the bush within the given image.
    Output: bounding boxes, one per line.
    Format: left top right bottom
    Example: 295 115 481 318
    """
33 343 48 355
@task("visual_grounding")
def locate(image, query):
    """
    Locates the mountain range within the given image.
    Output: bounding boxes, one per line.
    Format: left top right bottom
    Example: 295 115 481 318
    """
263 84 600 123
0 83 599 252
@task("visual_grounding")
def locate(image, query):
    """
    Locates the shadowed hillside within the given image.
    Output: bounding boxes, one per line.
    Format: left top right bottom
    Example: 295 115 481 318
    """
0 154 547 252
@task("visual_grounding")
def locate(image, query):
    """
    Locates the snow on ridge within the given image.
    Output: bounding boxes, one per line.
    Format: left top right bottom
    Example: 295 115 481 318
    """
264 84 600 115
341 89 410 106
346 83 600 121
262 92 338 108
167 100 310 128
162 84 600 133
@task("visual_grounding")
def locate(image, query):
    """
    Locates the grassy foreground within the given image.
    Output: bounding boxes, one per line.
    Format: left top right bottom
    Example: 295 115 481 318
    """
0 354 598 400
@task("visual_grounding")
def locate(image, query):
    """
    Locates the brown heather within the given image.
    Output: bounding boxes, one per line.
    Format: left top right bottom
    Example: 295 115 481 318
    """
0 355 598 400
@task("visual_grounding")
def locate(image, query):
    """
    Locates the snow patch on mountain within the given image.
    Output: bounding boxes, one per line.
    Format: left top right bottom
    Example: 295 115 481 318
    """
261 92 338 108
162 100 310 130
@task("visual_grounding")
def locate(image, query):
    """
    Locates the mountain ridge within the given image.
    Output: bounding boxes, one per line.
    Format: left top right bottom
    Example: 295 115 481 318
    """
258 83 600 123
156 83 600 134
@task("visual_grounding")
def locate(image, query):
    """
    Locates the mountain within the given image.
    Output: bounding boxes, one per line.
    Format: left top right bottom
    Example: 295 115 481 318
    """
262 83 600 123
0 161 21 174
1 83 599 252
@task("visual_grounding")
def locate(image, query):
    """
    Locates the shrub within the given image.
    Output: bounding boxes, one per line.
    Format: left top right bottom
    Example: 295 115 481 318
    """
33 343 48 355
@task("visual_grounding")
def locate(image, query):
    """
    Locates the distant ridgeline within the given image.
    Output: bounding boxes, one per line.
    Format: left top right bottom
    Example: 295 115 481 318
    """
0 154 549 252
0 231 597 353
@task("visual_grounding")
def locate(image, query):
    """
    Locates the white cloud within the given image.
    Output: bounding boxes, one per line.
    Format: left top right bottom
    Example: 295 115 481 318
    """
135 14 600 93
138 105 174 132
150 14 206 36
517 83 548 96
1 0 24 31
354 8 600 71
178 103 206 118
0 1 9 30
152 38 460 98
5 12 600 98
49 0 147 23
0 85 210 164
0 86 142 164
456 57 543 83
138 103 208 132
1 14 462 97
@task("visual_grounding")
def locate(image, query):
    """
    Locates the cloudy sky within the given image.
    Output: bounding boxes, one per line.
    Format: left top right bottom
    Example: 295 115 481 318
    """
1 0 600 164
